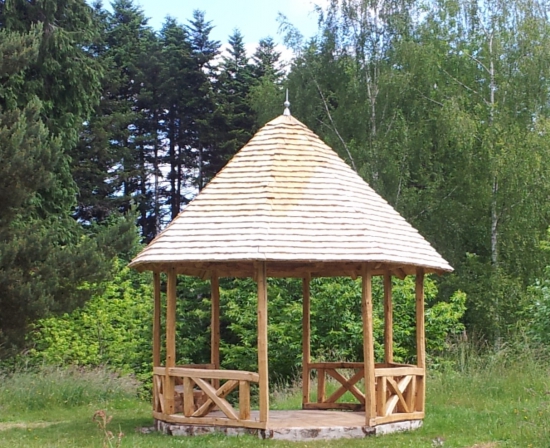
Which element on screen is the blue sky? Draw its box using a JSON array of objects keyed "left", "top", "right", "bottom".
[{"left": 133, "top": 0, "right": 325, "bottom": 47}]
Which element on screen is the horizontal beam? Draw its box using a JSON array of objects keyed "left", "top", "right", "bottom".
[
  {"left": 135, "top": 261, "right": 445, "bottom": 278},
  {"left": 153, "top": 411, "right": 266, "bottom": 429},
  {"left": 375, "top": 367, "right": 424, "bottom": 377},
  {"left": 308, "top": 362, "right": 364, "bottom": 370},
  {"left": 168, "top": 367, "right": 259, "bottom": 383},
  {"left": 303, "top": 402, "right": 364, "bottom": 411},
  {"left": 374, "top": 411, "right": 425, "bottom": 425}
]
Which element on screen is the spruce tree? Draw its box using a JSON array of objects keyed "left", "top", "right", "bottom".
[
  {"left": 216, "top": 30, "right": 256, "bottom": 174},
  {"left": 0, "top": 0, "right": 136, "bottom": 352}
]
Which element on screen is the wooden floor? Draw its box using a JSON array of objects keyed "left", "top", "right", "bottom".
[
  {"left": 207, "top": 409, "right": 366, "bottom": 429},
  {"left": 155, "top": 410, "right": 422, "bottom": 441}
]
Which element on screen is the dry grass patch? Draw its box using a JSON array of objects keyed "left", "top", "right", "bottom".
[{"left": 0, "top": 421, "right": 63, "bottom": 431}]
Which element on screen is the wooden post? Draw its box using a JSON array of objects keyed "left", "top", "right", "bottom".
[
  {"left": 153, "top": 272, "right": 161, "bottom": 368},
  {"left": 384, "top": 272, "right": 393, "bottom": 364},
  {"left": 362, "top": 264, "right": 376, "bottom": 426},
  {"left": 302, "top": 273, "right": 311, "bottom": 407},
  {"left": 257, "top": 261, "right": 269, "bottom": 424},
  {"left": 239, "top": 380, "right": 251, "bottom": 420},
  {"left": 165, "top": 268, "right": 177, "bottom": 415},
  {"left": 211, "top": 272, "right": 220, "bottom": 388},
  {"left": 183, "top": 377, "right": 194, "bottom": 417},
  {"left": 416, "top": 268, "right": 426, "bottom": 412}
]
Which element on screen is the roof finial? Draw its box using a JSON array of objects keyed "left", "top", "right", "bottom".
[{"left": 283, "top": 89, "right": 291, "bottom": 116}]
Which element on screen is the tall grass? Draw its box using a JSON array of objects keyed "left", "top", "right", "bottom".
[{"left": 0, "top": 366, "right": 138, "bottom": 414}]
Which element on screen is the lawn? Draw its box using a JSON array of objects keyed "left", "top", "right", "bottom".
[{"left": 0, "top": 357, "right": 548, "bottom": 447}]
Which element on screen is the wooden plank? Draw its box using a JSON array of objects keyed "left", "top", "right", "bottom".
[
  {"left": 165, "top": 268, "right": 177, "bottom": 415},
  {"left": 193, "top": 380, "right": 238, "bottom": 417},
  {"left": 211, "top": 273, "right": 220, "bottom": 389},
  {"left": 168, "top": 367, "right": 259, "bottom": 382},
  {"left": 183, "top": 377, "right": 194, "bottom": 417},
  {"left": 153, "top": 366, "right": 166, "bottom": 376},
  {"left": 309, "top": 362, "right": 365, "bottom": 369},
  {"left": 374, "top": 411, "right": 424, "bottom": 425},
  {"left": 257, "top": 261, "right": 269, "bottom": 423},
  {"left": 386, "top": 376, "right": 412, "bottom": 414},
  {"left": 416, "top": 268, "right": 425, "bottom": 369},
  {"left": 153, "top": 411, "right": 267, "bottom": 429},
  {"left": 192, "top": 377, "right": 238, "bottom": 420},
  {"left": 153, "top": 272, "right": 161, "bottom": 368},
  {"left": 302, "top": 274, "right": 311, "bottom": 406},
  {"left": 376, "top": 376, "right": 387, "bottom": 416},
  {"left": 239, "top": 380, "right": 251, "bottom": 420},
  {"left": 362, "top": 264, "right": 376, "bottom": 426},
  {"left": 416, "top": 376, "right": 425, "bottom": 413},
  {"left": 317, "top": 369, "right": 326, "bottom": 403},
  {"left": 303, "top": 402, "right": 364, "bottom": 411},
  {"left": 375, "top": 367, "right": 424, "bottom": 377},
  {"left": 383, "top": 272, "right": 393, "bottom": 364},
  {"left": 178, "top": 364, "right": 216, "bottom": 369},
  {"left": 416, "top": 268, "right": 426, "bottom": 413},
  {"left": 325, "top": 369, "right": 365, "bottom": 404},
  {"left": 405, "top": 373, "right": 416, "bottom": 414}
]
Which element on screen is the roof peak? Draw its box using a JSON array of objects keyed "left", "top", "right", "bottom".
[{"left": 283, "top": 89, "right": 291, "bottom": 116}]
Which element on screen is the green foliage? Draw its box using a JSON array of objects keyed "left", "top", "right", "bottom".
[
  {"left": 0, "top": 0, "right": 138, "bottom": 353},
  {"left": 524, "top": 266, "right": 550, "bottom": 347},
  {"left": 28, "top": 260, "right": 153, "bottom": 382},
  {"left": 214, "top": 276, "right": 464, "bottom": 380},
  {"left": 284, "top": 0, "right": 550, "bottom": 344}
]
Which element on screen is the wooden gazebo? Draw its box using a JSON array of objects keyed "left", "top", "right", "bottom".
[{"left": 129, "top": 110, "right": 452, "bottom": 440}]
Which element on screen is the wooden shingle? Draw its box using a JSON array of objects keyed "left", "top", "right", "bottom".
[{"left": 129, "top": 114, "right": 452, "bottom": 277}]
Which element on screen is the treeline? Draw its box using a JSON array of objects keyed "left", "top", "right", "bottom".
[
  {"left": 1, "top": 0, "right": 550, "bottom": 357},
  {"left": 0, "top": 0, "right": 283, "bottom": 352},
  {"left": 75, "top": 1, "right": 285, "bottom": 241}
]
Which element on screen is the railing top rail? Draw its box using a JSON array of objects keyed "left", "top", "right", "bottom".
[
  {"left": 308, "top": 362, "right": 364, "bottom": 369},
  {"left": 375, "top": 366, "right": 424, "bottom": 377},
  {"left": 167, "top": 367, "right": 260, "bottom": 383}
]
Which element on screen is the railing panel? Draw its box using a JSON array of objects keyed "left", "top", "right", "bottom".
[
  {"left": 305, "top": 362, "right": 425, "bottom": 424},
  {"left": 307, "top": 362, "right": 365, "bottom": 410},
  {"left": 374, "top": 365, "right": 425, "bottom": 425},
  {"left": 152, "top": 364, "right": 260, "bottom": 427}
]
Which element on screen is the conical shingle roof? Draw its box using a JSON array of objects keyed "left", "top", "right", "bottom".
[{"left": 130, "top": 114, "right": 452, "bottom": 278}]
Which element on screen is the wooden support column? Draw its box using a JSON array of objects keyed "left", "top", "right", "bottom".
[
  {"left": 361, "top": 264, "right": 376, "bottom": 426},
  {"left": 211, "top": 272, "right": 220, "bottom": 388},
  {"left": 257, "top": 262, "right": 269, "bottom": 424},
  {"left": 153, "top": 272, "right": 161, "bottom": 368},
  {"left": 384, "top": 272, "right": 393, "bottom": 364},
  {"left": 416, "top": 268, "right": 426, "bottom": 412},
  {"left": 302, "top": 273, "right": 311, "bottom": 406},
  {"left": 165, "top": 268, "right": 177, "bottom": 415}
]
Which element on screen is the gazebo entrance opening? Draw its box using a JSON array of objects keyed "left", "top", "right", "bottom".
[{"left": 151, "top": 261, "right": 426, "bottom": 434}]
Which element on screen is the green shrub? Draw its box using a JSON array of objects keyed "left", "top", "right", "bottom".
[{"left": 27, "top": 259, "right": 153, "bottom": 384}]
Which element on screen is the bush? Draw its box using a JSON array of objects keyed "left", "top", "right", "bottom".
[{"left": 27, "top": 259, "right": 153, "bottom": 384}]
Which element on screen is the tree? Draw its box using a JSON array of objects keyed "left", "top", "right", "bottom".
[
  {"left": 249, "top": 37, "right": 286, "bottom": 126},
  {"left": 217, "top": 29, "right": 256, "bottom": 164},
  {"left": 0, "top": 0, "right": 136, "bottom": 353}
]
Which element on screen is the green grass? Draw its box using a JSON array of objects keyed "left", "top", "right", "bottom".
[{"left": 0, "top": 358, "right": 549, "bottom": 448}]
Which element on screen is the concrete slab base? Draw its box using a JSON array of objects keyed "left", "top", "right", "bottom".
[{"left": 154, "top": 411, "right": 423, "bottom": 441}]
